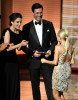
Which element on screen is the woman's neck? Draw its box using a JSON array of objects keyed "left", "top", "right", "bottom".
[
  {"left": 61, "top": 40, "right": 66, "bottom": 45},
  {"left": 10, "top": 26, "right": 19, "bottom": 34}
]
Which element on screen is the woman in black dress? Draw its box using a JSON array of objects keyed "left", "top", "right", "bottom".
[{"left": 1, "top": 13, "right": 27, "bottom": 100}]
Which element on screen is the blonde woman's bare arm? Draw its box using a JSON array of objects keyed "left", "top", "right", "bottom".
[
  {"left": 41, "top": 45, "right": 59, "bottom": 65},
  {"left": 71, "top": 48, "right": 75, "bottom": 64}
]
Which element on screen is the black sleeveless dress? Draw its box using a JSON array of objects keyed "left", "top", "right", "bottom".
[
  {"left": 1, "top": 28, "right": 22, "bottom": 100},
  {"left": 0, "top": 40, "right": 6, "bottom": 100}
]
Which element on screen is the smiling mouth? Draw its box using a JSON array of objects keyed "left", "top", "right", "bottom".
[
  {"left": 17, "top": 26, "right": 20, "bottom": 28},
  {"left": 37, "top": 17, "right": 42, "bottom": 19},
  {"left": 38, "top": 16, "right": 42, "bottom": 18}
]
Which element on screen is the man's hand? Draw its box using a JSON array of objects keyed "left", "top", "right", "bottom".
[
  {"left": 33, "top": 50, "right": 41, "bottom": 57},
  {"left": 45, "top": 50, "right": 51, "bottom": 58}
]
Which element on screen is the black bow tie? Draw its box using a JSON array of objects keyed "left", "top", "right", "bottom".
[{"left": 35, "top": 21, "right": 41, "bottom": 25}]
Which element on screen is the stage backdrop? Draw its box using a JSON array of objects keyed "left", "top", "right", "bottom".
[
  {"left": 62, "top": 0, "right": 78, "bottom": 69},
  {"left": 1, "top": 0, "right": 61, "bottom": 33},
  {"left": 1, "top": 0, "right": 61, "bottom": 52},
  {"left": 0, "top": 0, "right": 1, "bottom": 37}
]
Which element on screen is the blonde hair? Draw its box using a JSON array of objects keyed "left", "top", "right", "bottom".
[{"left": 58, "top": 29, "right": 70, "bottom": 51}]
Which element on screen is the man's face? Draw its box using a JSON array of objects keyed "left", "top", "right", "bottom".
[{"left": 33, "top": 8, "right": 43, "bottom": 21}]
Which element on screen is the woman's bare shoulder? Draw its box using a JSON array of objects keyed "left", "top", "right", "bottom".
[
  {"left": 4, "top": 30, "right": 10, "bottom": 36},
  {"left": 55, "top": 44, "right": 62, "bottom": 51},
  {"left": 5, "top": 30, "right": 10, "bottom": 33},
  {"left": 55, "top": 44, "right": 62, "bottom": 48}
]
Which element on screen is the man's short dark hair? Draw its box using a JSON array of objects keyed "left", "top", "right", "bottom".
[{"left": 32, "top": 3, "right": 43, "bottom": 12}]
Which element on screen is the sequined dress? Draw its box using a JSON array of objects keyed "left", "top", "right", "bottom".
[{"left": 52, "top": 46, "right": 72, "bottom": 92}]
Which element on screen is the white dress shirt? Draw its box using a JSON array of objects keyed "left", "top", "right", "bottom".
[{"left": 33, "top": 19, "right": 43, "bottom": 46}]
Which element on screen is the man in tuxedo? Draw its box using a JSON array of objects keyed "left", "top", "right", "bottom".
[{"left": 22, "top": 3, "right": 57, "bottom": 100}]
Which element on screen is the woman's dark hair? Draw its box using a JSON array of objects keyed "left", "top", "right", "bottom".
[
  {"left": 9, "top": 13, "right": 22, "bottom": 26},
  {"left": 32, "top": 3, "right": 43, "bottom": 13}
]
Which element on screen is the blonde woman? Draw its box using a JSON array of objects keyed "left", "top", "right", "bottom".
[{"left": 41, "top": 29, "right": 74, "bottom": 100}]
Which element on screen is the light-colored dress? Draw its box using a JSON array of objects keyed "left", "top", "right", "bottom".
[{"left": 52, "top": 46, "right": 72, "bottom": 92}]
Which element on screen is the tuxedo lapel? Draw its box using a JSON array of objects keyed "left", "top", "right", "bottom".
[
  {"left": 30, "top": 21, "right": 41, "bottom": 45},
  {"left": 42, "top": 20, "right": 47, "bottom": 45}
]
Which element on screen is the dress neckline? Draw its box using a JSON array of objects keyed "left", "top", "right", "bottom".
[{"left": 9, "top": 28, "right": 20, "bottom": 35}]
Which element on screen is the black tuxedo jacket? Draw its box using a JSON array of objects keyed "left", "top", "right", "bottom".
[{"left": 22, "top": 19, "right": 57, "bottom": 69}]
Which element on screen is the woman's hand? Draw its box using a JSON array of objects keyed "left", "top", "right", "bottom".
[
  {"left": 8, "top": 43, "right": 14, "bottom": 48},
  {"left": 6, "top": 43, "right": 14, "bottom": 51},
  {"left": 6, "top": 40, "right": 28, "bottom": 51},
  {"left": 21, "top": 40, "right": 28, "bottom": 46},
  {"left": 41, "top": 58, "right": 47, "bottom": 63},
  {"left": 45, "top": 50, "right": 51, "bottom": 58}
]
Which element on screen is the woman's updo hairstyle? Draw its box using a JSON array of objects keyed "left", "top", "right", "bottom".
[
  {"left": 58, "top": 29, "right": 70, "bottom": 51},
  {"left": 9, "top": 13, "right": 22, "bottom": 26}
]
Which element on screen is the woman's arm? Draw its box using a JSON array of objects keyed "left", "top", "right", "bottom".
[
  {"left": 4, "top": 30, "right": 28, "bottom": 51},
  {"left": 0, "top": 43, "right": 8, "bottom": 51},
  {"left": 7, "top": 40, "right": 28, "bottom": 51},
  {"left": 70, "top": 48, "right": 75, "bottom": 64},
  {"left": 4, "top": 30, "right": 10, "bottom": 44},
  {"left": 41, "top": 45, "right": 59, "bottom": 65}
]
